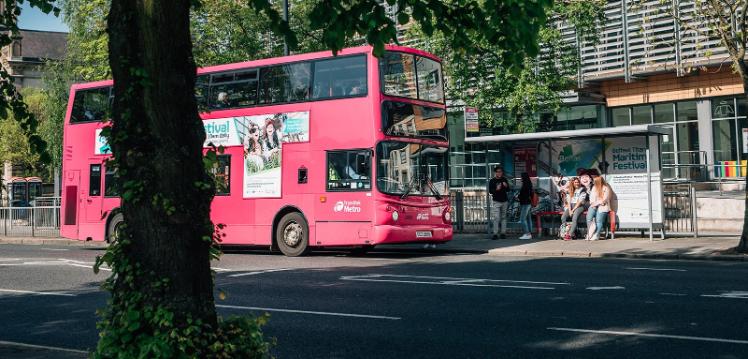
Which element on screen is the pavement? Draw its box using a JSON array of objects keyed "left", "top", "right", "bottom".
[
  {"left": 1, "top": 243, "right": 748, "bottom": 358},
  {"left": 2, "top": 233, "right": 746, "bottom": 261}
]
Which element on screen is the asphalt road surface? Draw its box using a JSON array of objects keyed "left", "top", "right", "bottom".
[{"left": 1, "top": 244, "right": 747, "bottom": 358}]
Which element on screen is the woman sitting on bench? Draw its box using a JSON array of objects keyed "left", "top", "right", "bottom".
[{"left": 560, "top": 177, "right": 587, "bottom": 239}]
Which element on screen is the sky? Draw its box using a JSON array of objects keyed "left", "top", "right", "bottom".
[{"left": 18, "top": 2, "right": 69, "bottom": 32}]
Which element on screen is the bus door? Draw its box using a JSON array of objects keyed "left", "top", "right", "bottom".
[
  {"left": 84, "top": 162, "right": 104, "bottom": 222},
  {"left": 316, "top": 149, "right": 373, "bottom": 246}
]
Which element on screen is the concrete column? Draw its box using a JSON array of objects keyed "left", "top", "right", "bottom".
[{"left": 696, "top": 99, "right": 714, "bottom": 179}]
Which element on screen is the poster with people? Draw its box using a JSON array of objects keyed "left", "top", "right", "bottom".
[
  {"left": 202, "top": 111, "right": 310, "bottom": 198},
  {"left": 236, "top": 111, "right": 309, "bottom": 198}
]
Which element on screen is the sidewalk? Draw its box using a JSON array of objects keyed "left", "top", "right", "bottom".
[
  {"left": 2, "top": 234, "right": 746, "bottom": 261},
  {"left": 435, "top": 233, "right": 747, "bottom": 261}
]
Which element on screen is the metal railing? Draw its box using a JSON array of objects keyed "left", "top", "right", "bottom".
[{"left": 0, "top": 205, "right": 61, "bottom": 237}]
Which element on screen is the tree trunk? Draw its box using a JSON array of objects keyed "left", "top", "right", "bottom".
[{"left": 106, "top": 0, "right": 216, "bottom": 340}]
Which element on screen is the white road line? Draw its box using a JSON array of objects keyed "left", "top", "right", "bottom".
[
  {"left": 212, "top": 267, "right": 231, "bottom": 272},
  {"left": 341, "top": 276, "right": 556, "bottom": 290},
  {"left": 344, "top": 274, "right": 570, "bottom": 286},
  {"left": 216, "top": 304, "right": 401, "bottom": 320},
  {"left": 0, "top": 288, "right": 76, "bottom": 297},
  {"left": 701, "top": 291, "right": 748, "bottom": 299},
  {"left": 228, "top": 268, "right": 294, "bottom": 277},
  {"left": 0, "top": 340, "right": 88, "bottom": 354},
  {"left": 586, "top": 286, "right": 626, "bottom": 291},
  {"left": 547, "top": 327, "right": 748, "bottom": 345},
  {"left": 626, "top": 267, "right": 687, "bottom": 272},
  {"left": 0, "top": 258, "right": 21, "bottom": 262}
]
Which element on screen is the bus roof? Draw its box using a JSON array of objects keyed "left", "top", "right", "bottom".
[{"left": 70, "top": 45, "right": 441, "bottom": 91}]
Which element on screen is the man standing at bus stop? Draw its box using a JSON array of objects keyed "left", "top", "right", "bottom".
[{"left": 489, "top": 166, "right": 510, "bottom": 240}]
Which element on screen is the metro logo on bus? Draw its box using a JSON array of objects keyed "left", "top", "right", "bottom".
[{"left": 333, "top": 200, "right": 361, "bottom": 213}]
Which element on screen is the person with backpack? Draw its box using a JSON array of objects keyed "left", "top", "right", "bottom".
[
  {"left": 517, "top": 172, "right": 533, "bottom": 240},
  {"left": 488, "top": 166, "right": 510, "bottom": 239}
]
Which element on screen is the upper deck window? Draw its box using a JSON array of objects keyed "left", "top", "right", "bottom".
[
  {"left": 312, "top": 55, "right": 367, "bottom": 99},
  {"left": 381, "top": 52, "right": 417, "bottom": 99},
  {"left": 380, "top": 52, "right": 444, "bottom": 104},
  {"left": 415, "top": 57, "right": 444, "bottom": 103},
  {"left": 259, "top": 62, "right": 311, "bottom": 104},
  {"left": 71, "top": 87, "right": 111, "bottom": 123}
]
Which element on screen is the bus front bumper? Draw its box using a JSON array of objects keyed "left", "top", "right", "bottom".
[{"left": 372, "top": 224, "right": 453, "bottom": 244}]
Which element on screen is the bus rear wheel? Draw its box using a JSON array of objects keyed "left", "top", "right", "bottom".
[
  {"left": 107, "top": 213, "right": 124, "bottom": 244},
  {"left": 276, "top": 212, "right": 309, "bottom": 257}
]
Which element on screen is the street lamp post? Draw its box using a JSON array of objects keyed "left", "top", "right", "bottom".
[{"left": 283, "top": 0, "right": 289, "bottom": 56}]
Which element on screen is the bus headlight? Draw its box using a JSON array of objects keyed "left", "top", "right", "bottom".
[{"left": 392, "top": 211, "right": 399, "bottom": 222}]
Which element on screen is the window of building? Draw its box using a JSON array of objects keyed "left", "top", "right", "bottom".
[
  {"left": 312, "top": 55, "right": 367, "bottom": 99},
  {"left": 71, "top": 87, "right": 111, "bottom": 123},
  {"left": 712, "top": 97, "right": 736, "bottom": 119},
  {"left": 259, "top": 63, "right": 311, "bottom": 104},
  {"left": 676, "top": 122, "right": 700, "bottom": 164},
  {"left": 104, "top": 166, "right": 119, "bottom": 197},
  {"left": 90, "top": 164, "right": 102, "bottom": 196},
  {"left": 711, "top": 97, "right": 748, "bottom": 177},
  {"left": 632, "top": 105, "right": 652, "bottom": 125},
  {"left": 654, "top": 103, "right": 674, "bottom": 123},
  {"left": 611, "top": 107, "right": 630, "bottom": 126},
  {"left": 712, "top": 119, "right": 737, "bottom": 164},
  {"left": 676, "top": 101, "right": 698, "bottom": 122},
  {"left": 327, "top": 150, "right": 371, "bottom": 191},
  {"left": 210, "top": 155, "right": 231, "bottom": 195}
]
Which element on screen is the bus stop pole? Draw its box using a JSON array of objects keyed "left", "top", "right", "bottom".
[{"left": 646, "top": 136, "right": 654, "bottom": 241}]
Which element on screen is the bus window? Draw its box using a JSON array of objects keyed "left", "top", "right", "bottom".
[
  {"left": 415, "top": 56, "right": 444, "bottom": 103},
  {"left": 71, "top": 87, "right": 111, "bottom": 123},
  {"left": 90, "top": 164, "right": 102, "bottom": 196},
  {"left": 104, "top": 166, "right": 119, "bottom": 197},
  {"left": 210, "top": 155, "right": 231, "bottom": 195},
  {"left": 327, "top": 150, "right": 371, "bottom": 191},
  {"left": 312, "top": 55, "right": 367, "bottom": 99},
  {"left": 380, "top": 52, "right": 417, "bottom": 99},
  {"left": 259, "top": 63, "right": 311, "bottom": 104}
]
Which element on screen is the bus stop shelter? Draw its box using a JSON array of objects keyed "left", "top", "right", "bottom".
[{"left": 464, "top": 124, "right": 672, "bottom": 240}]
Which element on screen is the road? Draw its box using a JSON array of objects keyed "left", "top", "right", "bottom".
[{"left": 1, "top": 243, "right": 747, "bottom": 358}]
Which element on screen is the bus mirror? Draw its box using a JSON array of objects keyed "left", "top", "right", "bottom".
[{"left": 298, "top": 167, "right": 308, "bottom": 184}]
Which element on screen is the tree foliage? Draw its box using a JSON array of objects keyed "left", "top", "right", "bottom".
[{"left": 410, "top": 0, "right": 605, "bottom": 132}]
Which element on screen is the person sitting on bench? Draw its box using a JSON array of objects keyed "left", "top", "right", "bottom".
[{"left": 560, "top": 177, "right": 587, "bottom": 239}]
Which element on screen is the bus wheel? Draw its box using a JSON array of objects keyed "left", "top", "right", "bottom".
[
  {"left": 276, "top": 212, "right": 309, "bottom": 257},
  {"left": 107, "top": 213, "right": 124, "bottom": 244}
]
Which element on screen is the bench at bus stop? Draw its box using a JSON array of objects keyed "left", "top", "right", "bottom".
[{"left": 534, "top": 210, "right": 617, "bottom": 239}]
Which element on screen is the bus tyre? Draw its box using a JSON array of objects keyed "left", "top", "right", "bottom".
[
  {"left": 276, "top": 212, "right": 309, "bottom": 257},
  {"left": 107, "top": 213, "right": 124, "bottom": 244}
]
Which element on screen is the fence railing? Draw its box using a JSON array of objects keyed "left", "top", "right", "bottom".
[{"left": 0, "top": 206, "right": 61, "bottom": 237}]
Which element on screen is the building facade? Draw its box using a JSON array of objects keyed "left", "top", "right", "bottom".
[{"left": 449, "top": 0, "right": 747, "bottom": 186}]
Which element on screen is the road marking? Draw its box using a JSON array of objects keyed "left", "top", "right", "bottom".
[
  {"left": 659, "top": 292, "right": 687, "bottom": 296},
  {"left": 216, "top": 304, "right": 401, "bottom": 320},
  {"left": 340, "top": 274, "right": 565, "bottom": 290},
  {"left": 701, "top": 291, "right": 748, "bottom": 299},
  {"left": 586, "top": 286, "right": 625, "bottom": 291},
  {"left": 0, "top": 288, "right": 76, "bottom": 297},
  {"left": 626, "top": 267, "right": 687, "bottom": 272},
  {"left": 229, "top": 268, "right": 294, "bottom": 277},
  {"left": 547, "top": 327, "right": 748, "bottom": 345},
  {"left": 212, "top": 267, "right": 231, "bottom": 272},
  {"left": 0, "top": 340, "right": 88, "bottom": 354}
]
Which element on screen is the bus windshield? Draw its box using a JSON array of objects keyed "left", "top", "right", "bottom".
[
  {"left": 380, "top": 52, "right": 444, "bottom": 103},
  {"left": 376, "top": 141, "right": 448, "bottom": 197}
]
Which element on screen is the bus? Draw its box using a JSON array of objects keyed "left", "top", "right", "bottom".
[{"left": 60, "top": 45, "right": 452, "bottom": 256}]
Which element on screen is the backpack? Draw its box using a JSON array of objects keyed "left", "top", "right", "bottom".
[{"left": 559, "top": 222, "right": 573, "bottom": 241}]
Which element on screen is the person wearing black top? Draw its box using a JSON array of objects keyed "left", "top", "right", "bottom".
[
  {"left": 517, "top": 172, "right": 534, "bottom": 240},
  {"left": 488, "top": 166, "right": 510, "bottom": 239}
]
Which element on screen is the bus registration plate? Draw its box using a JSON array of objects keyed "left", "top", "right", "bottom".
[{"left": 416, "top": 231, "right": 432, "bottom": 238}]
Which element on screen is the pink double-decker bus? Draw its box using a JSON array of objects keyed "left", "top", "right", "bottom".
[{"left": 60, "top": 45, "right": 452, "bottom": 256}]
